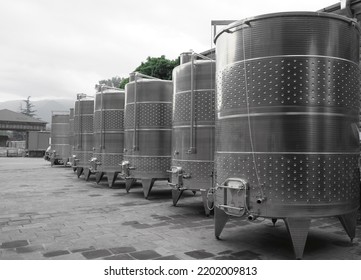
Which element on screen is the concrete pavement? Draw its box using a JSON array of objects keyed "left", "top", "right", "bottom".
[{"left": 1, "top": 157, "right": 361, "bottom": 260}]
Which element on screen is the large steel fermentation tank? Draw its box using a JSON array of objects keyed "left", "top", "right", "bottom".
[
  {"left": 73, "top": 97, "right": 94, "bottom": 179},
  {"left": 214, "top": 12, "right": 360, "bottom": 259},
  {"left": 91, "top": 86, "right": 125, "bottom": 187},
  {"left": 122, "top": 72, "right": 173, "bottom": 198},
  {"left": 170, "top": 52, "right": 216, "bottom": 215},
  {"left": 69, "top": 108, "right": 75, "bottom": 169},
  {"left": 50, "top": 112, "right": 71, "bottom": 166}
]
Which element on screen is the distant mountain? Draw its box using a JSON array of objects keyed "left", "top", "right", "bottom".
[{"left": 0, "top": 99, "right": 75, "bottom": 127}]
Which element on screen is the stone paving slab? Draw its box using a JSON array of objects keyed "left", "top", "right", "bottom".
[{"left": 0, "top": 158, "right": 361, "bottom": 260}]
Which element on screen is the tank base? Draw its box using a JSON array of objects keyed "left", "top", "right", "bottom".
[
  {"left": 106, "top": 172, "right": 118, "bottom": 188},
  {"left": 338, "top": 210, "right": 358, "bottom": 242},
  {"left": 201, "top": 190, "right": 212, "bottom": 216},
  {"left": 284, "top": 218, "right": 311, "bottom": 259},
  {"left": 95, "top": 172, "right": 104, "bottom": 184},
  {"left": 172, "top": 189, "right": 184, "bottom": 206},
  {"left": 142, "top": 178, "right": 156, "bottom": 199},
  {"left": 76, "top": 167, "right": 84, "bottom": 178},
  {"left": 84, "top": 168, "right": 92, "bottom": 181},
  {"left": 214, "top": 206, "right": 230, "bottom": 239},
  {"left": 125, "top": 178, "right": 136, "bottom": 193}
]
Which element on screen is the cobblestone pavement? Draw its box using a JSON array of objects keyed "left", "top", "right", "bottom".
[{"left": 1, "top": 158, "right": 361, "bottom": 260}]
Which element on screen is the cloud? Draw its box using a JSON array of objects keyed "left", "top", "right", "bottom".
[{"left": 0, "top": 0, "right": 338, "bottom": 102}]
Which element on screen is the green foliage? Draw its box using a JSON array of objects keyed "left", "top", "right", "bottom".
[
  {"left": 119, "top": 78, "right": 129, "bottom": 89},
  {"left": 98, "top": 76, "right": 122, "bottom": 88},
  {"left": 135, "top": 55, "right": 180, "bottom": 80},
  {"left": 20, "top": 96, "right": 37, "bottom": 118},
  {"left": 99, "top": 55, "right": 179, "bottom": 90}
]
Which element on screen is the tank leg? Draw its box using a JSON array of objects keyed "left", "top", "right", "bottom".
[
  {"left": 201, "top": 190, "right": 212, "bottom": 216},
  {"left": 125, "top": 178, "right": 135, "bottom": 193},
  {"left": 284, "top": 218, "right": 310, "bottom": 259},
  {"left": 172, "top": 189, "right": 184, "bottom": 206},
  {"left": 338, "top": 210, "right": 357, "bottom": 242},
  {"left": 272, "top": 218, "right": 278, "bottom": 226},
  {"left": 73, "top": 167, "right": 77, "bottom": 172},
  {"left": 106, "top": 172, "right": 117, "bottom": 188},
  {"left": 214, "top": 206, "right": 229, "bottom": 239},
  {"left": 95, "top": 172, "right": 104, "bottom": 184},
  {"left": 77, "top": 167, "right": 84, "bottom": 178},
  {"left": 50, "top": 159, "right": 55, "bottom": 167},
  {"left": 142, "top": 178, "right": 155, "bottom": 199},
  {"left": 84, "top": 168, "right": 91, "bottom": 181}
]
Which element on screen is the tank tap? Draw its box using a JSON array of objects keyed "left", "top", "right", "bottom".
[
  {"left": 247, "top": 214, "right": 258, "bottom": 221},
  {"left": 256, "top": 196, "right": 266, "bottom": 204}
]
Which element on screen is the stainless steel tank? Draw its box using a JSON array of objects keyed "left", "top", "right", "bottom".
[
  {"left": 214, "top": 12, "right": 360, "bottom": 259},
  {"left": 122, "top": 72, "right": 173, "bottom": 198},
  {"left": 50, "top": 112, "right": 71, "bottom": 166},
  {"left": 169, "top": 52, "right": 215, "bottom": 215},
  {"left": 91, "top": 86, "right": 125, "bottom": 187},
  {"left": 69, "top": 108, "right": 75, "bottom": 169},
  {"left": 73, "top": 97, "right": 94, "bottom": 179}
]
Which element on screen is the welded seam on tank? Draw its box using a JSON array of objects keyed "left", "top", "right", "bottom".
[
  {"left": 124, "top": 155, "right": 171, "bottom": 158},
  {"left": 172, "top": 125, "right": 215, "bottom": 128},
  {"left": 173, "top": 159, "right": 213, "bottom": 163},
  {"left": 93, "top": 152, "right": 124, "bottom": 155},
  {"left": 126, "top": 101, "right": 172, "bottom": 105},
  {"left": 217, "top": 54, "right": 359, "bottom": 72},
  {"left": 174, "top": 89, "right": 215, "bottom": 95},
  {"left": 52, "top": 144, "right": 70, "bottom": 146},
  {"left": 76, "top": 132, "right": 93, "bottom": 135},
  {"left": 93, "top": 131, "right": 124, "bottom": 133},
  {"left": 76, "top": 113, "right": 94, "bottom": 116},
  {"left": 218, "top": 112, "right": 351, "bottom": 119},
  {"left": 94, "top": 109, "right": 124, "bottom": 112},
  {"left": 124, "top": 128, "right": 172, "bottom": 131},
  {"left": 216, "top": 151, "right": 360, "bottom": 155}
]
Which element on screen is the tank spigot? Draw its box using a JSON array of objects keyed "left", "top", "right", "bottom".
[
  {"left": 256, "top": 196, "right": 266, "bottom": 204},
  {"left": 247, "top": 214, "right": 258, "bottom": 221}
]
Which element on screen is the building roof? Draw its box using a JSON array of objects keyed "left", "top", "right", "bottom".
[{"left": 0, "top": 109, "right": 47, "bottom": 124}]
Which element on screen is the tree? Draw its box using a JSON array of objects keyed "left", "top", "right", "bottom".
[
  {"left": 98, "top": 76, "right": 122, "bottom": 88},
  {"left": 99, "top": 55, "right": 179, "bottom": 89},
  {"left": 135, "top": 55, "right": 179, "bottom": 80},
  {"left": 20, "top": 96, "right": 37, "bottom": 118}
]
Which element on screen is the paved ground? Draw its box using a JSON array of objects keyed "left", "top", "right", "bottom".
[{"left": 1, "top": 157, "right": 361, "bottom": 260}]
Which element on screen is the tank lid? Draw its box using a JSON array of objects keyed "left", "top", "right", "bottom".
[
  {"left": 214, "top": 11, "right": 360, "bottom": 43},
  {"left": 180, "top": 52, "right": 193, "bottom": 64}
]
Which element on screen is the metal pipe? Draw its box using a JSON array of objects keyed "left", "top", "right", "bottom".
[
  {"left": 133, "top": 76, "right": 138, "bottom": 151},
  {"left": 188, "top": 53, "right": 196, "bottom": 154},
  {"left": 187, "top": 51, "right": 214, "bottom": 154},
  {"left": 100, "top": 85, "right": 104, "bottom": 150},
  {"left": 132, "top": 72, "right": 160, "bottom": 151}
]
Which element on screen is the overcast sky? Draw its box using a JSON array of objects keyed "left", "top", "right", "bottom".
[{"left": 0, "top": 0, "right": 339, "bottom": 102}]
